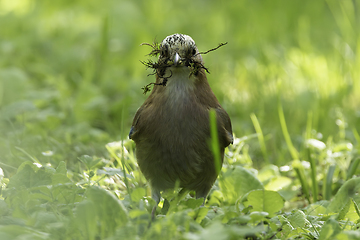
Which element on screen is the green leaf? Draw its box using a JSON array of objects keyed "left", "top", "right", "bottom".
[
  {"left": 86, "top": 186, "right": 128, "bottom": 237},
  {"left": 0, "top": 225, "right": 49, "bottom": 240},
  {"left": 335, "top": 230, "right": 360, "bottom": 240},
  {"left": 0, "top": 100, "right": 36, "bottom": 119},
  {"left": 326, "top": 177, "right": 360, "bottom": 214},
  {"left": 51, "top": 183, "right": 84, "bottom": 204},
  {"left": 183, "top": 198, "right": 204, "bottom": 209},
  {"left": 78, "top": 155, "right": 102, "bottom": 170},
  {"left": 0, "top": 68, "right": 30, "bottom": 106},
  {"left": 56, "top": 161, "right": 68, "bottom": 175},
  {"left": 75, "top": 200, "right": 97, "bottom": 240},
  {"left": 0, "top": 199, "right": 9, "bottom": 216},
  {"left": 129, "top": 209, "right": 148, "bottom": 219},
  {"left": 229, "top": 225, "right": 265, "bottom": 238},
  {"left": 32, "top": 211, "right": 58, "bottom": 232},
  {"left": 188, "top": 207, "right": 209, "bottom": 223},
  {"left": 249, "top": 211, "right": 269, "bottom": 222},
  {"left": 319, "top": 219, "right": 341, "bottom": 240},
  {"left": 337, "top": 199, "right": 351, "bottom": 220},
  {"left": 352, "top": 198, "right": 360, "bottom": 218},
  {"left": 7, "top": 162, "right": 52, "bottom": 189},
  {"left": 287, "top": 209, "right": 307, "bottom": 228},
  {"left": 306, "top": 201, "right": 329, "bottom": 216},
  {"left": 245, "top": 190, "right": 284, "bottom": 216},
  {"left": 257, "top": 164, "right": 280, "bottom": 183},
  {"left": 51, "top": 173, "right": 72, "bottom": 185},
  {"left": 97, "top": 167, "right": 132, "bottom": 178},
  {"left": 161, "top": 198, "right": 171, "bottom": 215},
  {"left": 130, "top": 187, "right": 145, "bottom": 203},
  {"left": 191, "top": 221, "right": 229, "bottom": 240},
  {"left": 220, "top": 166, "right": 263, "bottom": 204},
  {"left": 264, "top": 176, "right": 292, "bottom": 191}
]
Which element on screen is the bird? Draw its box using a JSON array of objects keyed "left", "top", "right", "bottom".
[{"left": 129, "top": 33, "right": 233, "bottom": 218}]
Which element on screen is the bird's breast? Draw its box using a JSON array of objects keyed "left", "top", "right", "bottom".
[
  {"left": 163, "top": 66, "right": 196, "bottom": 106},
  {"left": 136, "top": 68, "right": 213, "bottom": 189}
]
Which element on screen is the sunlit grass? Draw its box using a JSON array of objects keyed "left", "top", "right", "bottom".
[
  {"left": 1, "top": 0, "right": 360, "bottom": 239},
  {"left": 0, "top": 0, "right": 33, "bottom": 15}
]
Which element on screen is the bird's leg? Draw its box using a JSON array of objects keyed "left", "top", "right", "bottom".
[
  {"left": 151, "top": 189, "right": 161, "bottom": 221},
  {"left": 196, "top": 186, "right": 211, "bottom": 207},
  {"left": 197, "top": 197, "right": 206, "bottom": 207}
]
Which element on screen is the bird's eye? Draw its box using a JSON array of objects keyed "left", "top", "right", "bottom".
[
  {"left": 161, "top": 47, "right": 168, "bottom": 57},
  {"left": 192, "top": 48, "right": 196, "bottom": 55}
]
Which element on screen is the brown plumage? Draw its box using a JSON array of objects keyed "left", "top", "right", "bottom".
[{"left": 129, "top": 34, "right": 232, "bottom": 217}]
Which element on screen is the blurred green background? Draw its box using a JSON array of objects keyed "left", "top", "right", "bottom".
[{"left": 1, "top": 0, "right": 359, "bottom": 175}]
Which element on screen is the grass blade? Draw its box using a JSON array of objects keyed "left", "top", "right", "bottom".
[
  {"left": 250, "top": 113, "right": 269, "bottom": 164},
  {"left": 278, "top": 99, "right": 299, "bottom": 160},
  {"left": 293, "top": 160, "right": 311, "bottom": 203},
  {"left": 324, "top": 165, "right": 336, "bottom": 200},
  {"left": 347, "top": 157, "right": 360, "bottom": 180},
  {"left": 209, "top": 109, "right": 221, "bottom": 175},
  {"left": 307, "top": 148, "right": 318, "bottom": 202}
]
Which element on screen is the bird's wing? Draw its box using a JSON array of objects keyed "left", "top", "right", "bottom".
[
  {"left": 129, "top": 105, "right": 146, "bottom": 140},
  {"left": 215, "top": 107, "right": 233, "bottom": 146},
  {"left": 128, "top": 126, "right": 135, "bottom": 139}
]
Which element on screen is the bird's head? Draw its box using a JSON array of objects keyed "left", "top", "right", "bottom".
[
  {"left": 140, "top": 33, "right": 217, "bottom": 94},
  {"left": 159, "top": 33, "right": 204, "bottom": 68}
]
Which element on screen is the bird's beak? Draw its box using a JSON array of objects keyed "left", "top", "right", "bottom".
[{"left": 174, "top": 52, "right": 181, "bottom": 66}]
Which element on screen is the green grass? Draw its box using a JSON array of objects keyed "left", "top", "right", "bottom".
[{"left": 1, "top": 0, "right": 360, "bottom": 239}]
